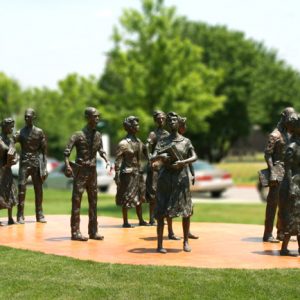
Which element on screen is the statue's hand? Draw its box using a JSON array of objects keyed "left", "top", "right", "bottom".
[
  {"left": 172, "top": 160, "right": 185, "bottom": 168},
  {"left": 191, "top": 176, "right": 195, "bottom": 185},
  {"left": 269, "top": 180, "right": 279, "bottom": 187},
  {"left": 65, "top": 165, "right": 74, "bottom": 178},
  {"left": 106, "top": 161, "right": 113, "bottom": 172}
]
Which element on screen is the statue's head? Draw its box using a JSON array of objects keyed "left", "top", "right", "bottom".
[
  {"left": 280, "top": 107, "right": 298, "bottom": 133},
  {"left": 24, "top": 108, "right": 36, "bottom": 126},
  {"left": 123, "top": 116, "right": 139, "bottom": 134},
  {"left": 153, "top": 110, "right": 166, "bottom": 127},
  {"left": 84, "top": 107, "right": 100, "bottom": 129},
  {"left": 166, "top": 111, "right": 179, "bottom": 132},
  {"left": 178, "top": 116, "right": 187, "bottom": 135},
  {"left": 290, "top": 116, "right": 300, "bottom": 136},
  {"left": 1, "top": 117, "right": 14, "bottom": 134}
]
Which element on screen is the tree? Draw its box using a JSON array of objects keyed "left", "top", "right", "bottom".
[
  {"left": 23, "top": 74, "right": 104, "bottom": 158},
  {"left": 99, "top": 0, "right": 225, "bottom": 144},
  {"left": 182, "top": 21, "right": 300, "bottom": 161},
  {"left": 0, "top": 72, "right": 23, "bottom": 120}
]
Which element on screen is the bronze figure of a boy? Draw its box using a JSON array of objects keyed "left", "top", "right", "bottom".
[
  {"left": 14, "top": 108, "right": 47, "bottom": 224},
  {"left": 64, "top": 107, "right": 110, "bottom": 241}
]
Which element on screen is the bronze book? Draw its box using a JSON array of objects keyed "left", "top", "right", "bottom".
[{"left": 258, "top": 164, "right": 285, "bottom": 187}]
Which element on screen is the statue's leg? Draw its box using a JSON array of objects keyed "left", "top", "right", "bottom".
[
  {"left": 7, "top": 207, "right": 16, "bottom": 225},
  {"left": 122, "top": 207, "right": 132, "bottom": 227},
  {"left": 149, "top": 201, "right": 156, "bottom": 225},
  {"left": 136, "top": 203, "right": 148, "bottom": 226},
  {"left": 32, "top": 168, "right": 46, "bottom": 222},
  {"left": 277, "top": 180, "right": 288, "bottom": 240},
  {"left": 263, "top": 185, "right": 280, "bottom": 242},
  {"left": 280, "top": 233, "right": 291, "bottom": 255},
  {"left": 17, "top": 165, "right": 28, "bottom": 224},
  {"left": 87, "top": 169, "right": 103, "bottom": 240},
  {"left": 71, "top": 177, "right": 87, "bottom": 241},
  {"left": 157, "top": 216, "right": 166, "bottom": 253},
  {"left": 17, "top": 184, "right": 26, "bottom": 224},
  {"left": 182, "top": 217, "right": 191, "bottom": 252},
  {"left": 167, "top": 217, "right": 180, "bottom": 240}
]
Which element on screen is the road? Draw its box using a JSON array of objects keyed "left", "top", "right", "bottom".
[{"left": 108, "top": 184, "right": 264, "bottom": 204}]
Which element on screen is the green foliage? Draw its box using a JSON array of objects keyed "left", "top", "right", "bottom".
[
  {"left": 3, "top": 0, "right": 300, "bottom": 162},
  {"left": 0, "top": 72, "right": 23, "bottom": 120},
  {"left": 99, "top": 0, "right": 225, "bottom": 143},
  {"left": 182, "top": 21, "right": 300, "bottom": 161},
  {"left": 19, "top": 74, "right": 104, "bottom": 158},
  {"left": 248, "top": 54, "right": 300, "bottom": 132}
]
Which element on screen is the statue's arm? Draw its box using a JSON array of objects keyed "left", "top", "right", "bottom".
[
  {"left": 172, "top": 141, "right": 197, "bottom": 168},
  {"left": 63, "top": 134, "right": 76, "bottom": 176},
  {"left": 264, "top": 132, "right": 278, "bottom": 170},
  {"left": 98, "top": 135, "right": 110, "bottom": 169},
  {"left": 145, "top": 131, "right": 156, "bottom": 161},
  {"left": 40, "top": 130, "right": 47, "bottom": 163},
  {"left": 114, "top": 141, "right": 125, "bottom": 185}
]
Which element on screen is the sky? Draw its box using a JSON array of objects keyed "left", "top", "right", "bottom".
[{"left": 0, "top": 0, "right": 300, "bottom": 89}]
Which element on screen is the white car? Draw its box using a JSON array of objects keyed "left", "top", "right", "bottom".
[
  {"left": 45, "top": 159, "right": 114, "bottom": 192},
  {"left": 190, "top": 160, "right": 233, "bottom": 198}
]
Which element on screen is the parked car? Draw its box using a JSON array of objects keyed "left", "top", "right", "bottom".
[
  {"left": 11, "top": 157, "right": 60, "bottom": 179},
  {"left": 190, "top": 160, "right": 233, "bottom": 198},
  {"left": 44, "top": 159, "right": 114, "bottom": 192}
]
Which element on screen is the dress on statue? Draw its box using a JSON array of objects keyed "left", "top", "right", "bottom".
[
  {"left": 0, "top": 134, "right": 17, "bottom": 209},
  {"left": 154, "top": 134, "right": 194, "bottom": 218},
  {"left": 115, "top": 136, "right": 146, "bottom": 208}
]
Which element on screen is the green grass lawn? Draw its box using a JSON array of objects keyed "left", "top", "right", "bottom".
[
  {"left": 0, "top": 188, "right": 265, "bottom": 225},
  {"left": 0, "top": 246, "right": 299, "bottom": 300},
  {"left": 216, "top": 162, "right": 266, "bottom": 185}
]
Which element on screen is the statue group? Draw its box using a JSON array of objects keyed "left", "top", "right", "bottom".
[
  {"left": 0, "top": 109, "right": 47, "bottom": 226},
  {"left": 0, "top": 107, "right": 197, "bottom": 254},
  {"left": 114, "top": 111, "right": 198, "bottom": 253},
  {"left": 261, "top": 107, "right": 300, "bottom": 255},
  {"left": 2, "top": 105, "right": 300, "bottom": 256}
]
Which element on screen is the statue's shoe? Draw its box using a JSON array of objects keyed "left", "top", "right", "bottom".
[{"left": 71, "top": 233, "right": 88, "bottom": 241}]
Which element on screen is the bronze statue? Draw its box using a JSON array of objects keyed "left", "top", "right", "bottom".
[
  {"left": 115, "top": 116, "right": 149, "bottom": 228},
  {"left": 0, "top": 118, "right": 18, "bottom": 225},
  {"left": 14, "top": 108, "right": 47, "bottom": 224},
  {"left": 145, "top": 111, "right": 169, "bottom": 225},
  {"left": 64, "top": 107, "right": 110, "bottom": 241},
  {"left": 151, "top": 112, "right": 197, "bottom": 253},
  {"left": 262, "top": 107, "right": 297, "bottom": 242},
  {"left": 280, "top": 117, "right": 300, "bottom": 255}
]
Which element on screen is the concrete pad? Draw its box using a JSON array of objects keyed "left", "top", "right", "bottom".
[{"left": 0, "top": 215, "right": 299, "bottom": 269}]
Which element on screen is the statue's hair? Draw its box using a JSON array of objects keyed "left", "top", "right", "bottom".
[
  {"left": 153, "top": 110, "right": 166, "bottom": 121},
  {"left": 25, "top": 108, "right": 36, "bottom": 118},
  {"left": 178, "top": 116, "right": 187, "bottom": 127},
  {"left": 1, "top": 117, "right": 14, "bottom": 129},
  {"left": 123, "top": 116, "right": 139, "bottom": 132},
  {"left": 166, "top": 111, "right": 179, "bottom": 122},
  {"left": 278, "top": 107, "right": 298, "bottom": 130},
  {"left": 84, "top": 107, "right": 100, "bottom": 118}
]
